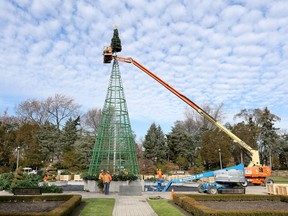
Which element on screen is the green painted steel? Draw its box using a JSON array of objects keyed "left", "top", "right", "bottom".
[{"left": 89, "top": 59, "right": 140, "bottom": 175}]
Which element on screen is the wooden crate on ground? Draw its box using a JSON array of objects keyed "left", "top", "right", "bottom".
[
  {"left": 266, "top": 184, "right": 288, "bottom": 195},
  {"left": 278, "top": 185, "right": 288, "bottom": 195},
  {"left": 59, "top": 175, "right": 72, "bottom": 181},
  {"left": 74, "top": 175, "right": 83, "bottom": 181}
]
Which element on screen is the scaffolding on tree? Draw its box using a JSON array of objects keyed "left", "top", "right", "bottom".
[{"left": 88, "top": 59, "right": 140, "bottom": 175}]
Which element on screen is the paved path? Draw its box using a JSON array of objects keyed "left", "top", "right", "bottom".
[
  {"left": 65, "top": 186, "right": 267, "bottom": 216},
  {"left": 113, "top": 195, "right": 157, "bottom": 216},
  {"left": 63, "top": 191, "right": 171, "bottom": 216},
  {"left": 0, "top": 186, "right": 268, "bottom": 216}
]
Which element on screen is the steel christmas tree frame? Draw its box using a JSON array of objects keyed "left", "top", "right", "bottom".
[{"left": 88, "top": 59, "right": 140, "bottom": 175}]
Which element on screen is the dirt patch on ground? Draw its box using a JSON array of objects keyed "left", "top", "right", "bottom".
[
  {"left": 199, "top": 200, "right": 288, "bottom": 211},
  {"left": 0, "top": 201, "right": 65, "bottom": 212}
]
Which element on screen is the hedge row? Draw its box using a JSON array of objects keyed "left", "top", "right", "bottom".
[
  {"left": 0, "top": 194, "right": 81, "bottom": 216},
  {"left": 173, "top": 194, "right": 288, "bottom": 216}
]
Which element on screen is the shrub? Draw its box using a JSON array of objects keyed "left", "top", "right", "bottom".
[
  {"left": 82, "top": 175, "right": 99, "bottom": 181},
  {"left": 0, "top": 195, "right": 81, "bottom": 216},
  {"left": 0, "top": 173, "right": 14, "bottom": 190},
  {"left": 173, "top": 194, "right": 288, "bottom": 216},
  {"left": 60, "top": 170, "right": 71, "bottom": 175},
  {"left": 46, "top": 164, "right": 57, "bottom": 182},
  {"left": 145, "top": 177, "right": 158, "bottom": 182},
  {"left": 0, "top": 172, "right": 14, "bottom": 190},
  {"left": 10, "top": 174, "right": 39, "bottom": 191},
  {"left": 112, "top": 173, "right": 138, "bottom": 181},
  {"left": 40, "top": 183, "right": 63, "bottom": 193}
]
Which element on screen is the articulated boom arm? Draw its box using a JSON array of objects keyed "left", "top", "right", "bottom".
[
  {"left": 162, "top": 163, "right": 245, "bottom": 192},
  {"left": 115, "top": 56, "right": 260, "bottom": 167}
]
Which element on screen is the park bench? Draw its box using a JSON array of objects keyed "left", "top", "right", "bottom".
[
  {"left": 218, "top": 188, "right": 245, "bottom": 194},
  {"left": 13, "top": 188, "right": 42, "bottom": 195}
]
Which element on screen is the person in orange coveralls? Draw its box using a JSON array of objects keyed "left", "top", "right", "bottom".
[
  {"left": 157, "top": 168, "right": 163, "bottom": 179},
  {"left": 157, "top": 168, "right": 163, "bottom": 191},
  {"left": 103, "top": 171, "right": 112, "bottom": 195},
  {"left": 99, "top": 170, "right": 104, "bottom": 181}
]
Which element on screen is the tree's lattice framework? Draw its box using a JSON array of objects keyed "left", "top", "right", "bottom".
[{"left": 89, "top": 59, "right": 140, "bottom": 175}]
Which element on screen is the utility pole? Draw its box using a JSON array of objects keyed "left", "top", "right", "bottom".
[
  {"left": 16, "top": 146, "right": 20, "bottom": 169},
  {"left": 218, "top": 148, "right": 222, "bottom": 169}
]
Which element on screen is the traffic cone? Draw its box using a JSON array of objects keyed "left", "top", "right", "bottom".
[{"left": 170, "top": 188, "right": 174, "bottom": 200}]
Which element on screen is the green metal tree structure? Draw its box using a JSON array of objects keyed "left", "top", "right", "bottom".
[{"left": 89, "top": 59, "right": 140, "bottom": 175}]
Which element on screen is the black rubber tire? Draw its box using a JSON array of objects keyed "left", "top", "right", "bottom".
[
  {"left": 198, "top": 183, "right": 204, "bottom": 193},
  {"left": 207, "top": 185, "right": 218, "bottom": 194},
  {"left": 241, "top": 180, "right": 248, "bottom": 187},
  {"left": 264, "top": 178, "right": 274, "bottom": 185}
]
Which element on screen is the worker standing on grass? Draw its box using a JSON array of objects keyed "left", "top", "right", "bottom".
[{"left": 103, "top": 171, "right": 112, "bottom": 195}]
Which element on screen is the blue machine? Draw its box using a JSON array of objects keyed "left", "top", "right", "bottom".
[{"left": 162, "top": 163, "right": 246, "bottom": 194}]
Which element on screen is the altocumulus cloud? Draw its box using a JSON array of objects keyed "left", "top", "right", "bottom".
[{"left": 0, "top": 0, "right": 288, "bottom": 138}]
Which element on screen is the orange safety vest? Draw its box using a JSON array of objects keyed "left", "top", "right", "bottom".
[
  {"left": 99, "top": 173, "right": 104, "bottom": 181},
  {"left": 103, "top": 174, "right": 112, "bottom": 183},
  {"left": 157, "top": 170, "right": 163, "bottom": 179}
]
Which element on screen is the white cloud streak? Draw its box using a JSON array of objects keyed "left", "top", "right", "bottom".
[{"left": 0, "top": 0, "right": 288, "bottom": 139}]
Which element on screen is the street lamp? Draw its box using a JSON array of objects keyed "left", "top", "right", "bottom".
[
  {"left": 218, "top": 148, "right": 222, "bottom": 169},
  {"left": 16, "top": 146, "right": 20, "bottom": 170},
  {"left": 153, "top": 157, "right": 158, "bottom": 164}
]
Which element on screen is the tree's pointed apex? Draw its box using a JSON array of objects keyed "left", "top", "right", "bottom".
[{"left": 111, "top": 27, "right": 122, "bottom": 53}]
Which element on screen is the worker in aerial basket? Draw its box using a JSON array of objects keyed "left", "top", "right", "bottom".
[{"left": 104, "top": 46, "right": 112, "bottom": 54}]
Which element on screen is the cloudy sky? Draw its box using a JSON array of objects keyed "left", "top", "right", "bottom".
[{"left": 1, "top": 0, "right": 288, "bottom": 140}]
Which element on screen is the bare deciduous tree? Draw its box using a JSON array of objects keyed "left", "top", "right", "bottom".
[
  {"left": 184, "top": 103, "right": 225, "bottom": 132},
  {"left": 44, "top": 94, "right": 81, "bottom": 130},
  {"left": 81, "top": 108, "right": 102, "bottom": 136},
  {"left": 16, "top": 99, "right": 50, "bottom": 125},
  {"left": 16, "top": 94, "right": 80, "bottom": 130}
]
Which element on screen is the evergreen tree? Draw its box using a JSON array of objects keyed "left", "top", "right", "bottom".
[
  {"left": 60, "top": 116, "right": 80, "bottom": 152},
  {"left": 143, "top": 123, "right": 167, "bottom": 162},
  {"left": 75, "top": 130, "right": 95, "bottom": 168},
  {"left": 110, "top": 28, "right": 122, "bottom": 53},
  {"left": 278, "top": 134, "right": 288, "bottom": 168},
  {"left": 37, "top": 123, "right": 60, "bottom": 162},
  {"left": 167, "top": 121, "right": 196, "bottom": 167},
  {"left": 258, "top": 107, "right": 280, "bottom": 166},
  {"left": 231, "top": 122, "right": 259, "bottom": 166},
  {"left": 16, "top": 123, "right": 42, "bottom": 168},
  {"left": 199, "top": 129, "right": 234, "bottom": 169},
  {"left": 176, "top": 155, "right": 189, "bottom": 170},
  {"left": 0, "top": 120, "right": 18, "bottom": 171},
  {"left": 234, "top": 107, "right": 281, "bottom": 167}
]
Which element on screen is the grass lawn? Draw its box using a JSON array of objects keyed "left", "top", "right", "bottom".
[
  {"left": 270, "top": 176, "right": 288, "bottom": 184},
  {"left": 148, "top": 199, "right": 187, "bottom": 216},
  {"left": 80, "top": 198, "right": 115, "bottom": 216}
]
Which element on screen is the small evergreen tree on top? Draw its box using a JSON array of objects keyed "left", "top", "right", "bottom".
[{"left": 111, "top": 28, "right": 122, "bottom": 53}]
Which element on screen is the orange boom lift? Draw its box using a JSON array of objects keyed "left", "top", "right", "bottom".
[{"left": 103, "top": 48, "right": 272, "bottom": 185}]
